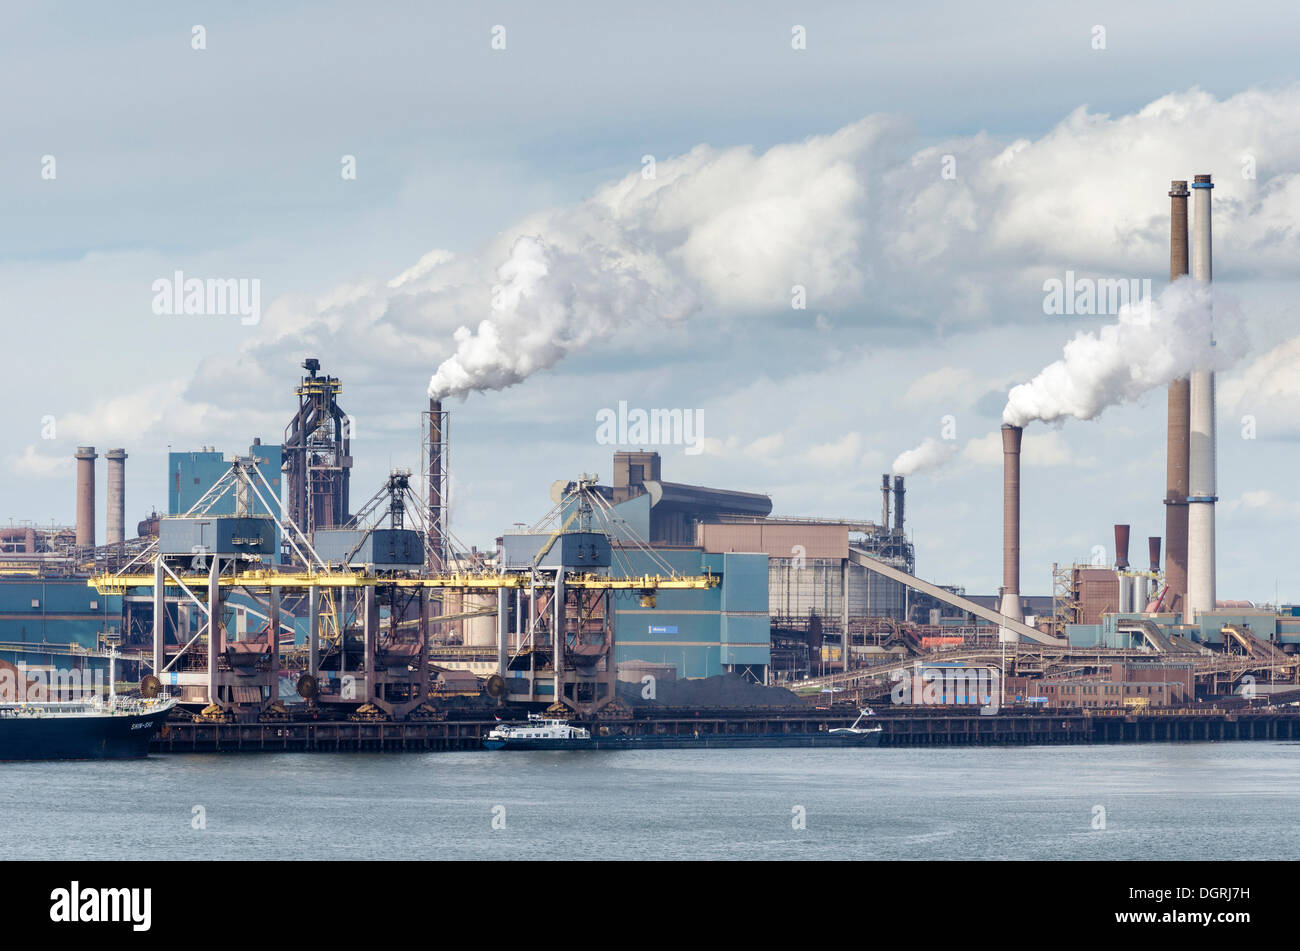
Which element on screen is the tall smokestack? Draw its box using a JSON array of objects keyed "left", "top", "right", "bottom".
[
  {"left": 73, "top": 446, "right": 98, "bottom": 549},
  {"left": 105, "top": 448, "right": 127, "bottom": 547},
  {"left": 999, "top": 424, "right": 1023, "bottom": 622},
  {"left": 880, "top": 474, "right": 891, "bottom": 531},
  {"left": 1187, "top": 174, "right": 1216, "bottom": 618},
  {"left": 892, "top": 475, "right": 905, "bottom": 536},
  {"left": 1114, "top": 524, "right": 1133, "bottom": 614},
  {"left": 427, "top": 399, "right": 444, "bottom": 573},
  {"left": 75, "top": 447, "right": 97, "bottom": 549},
  {"left": 1164, "top": 180, "right": 1191, "bottom": 613}
]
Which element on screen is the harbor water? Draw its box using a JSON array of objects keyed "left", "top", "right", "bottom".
[{"left": 4, "top": 742, "right": 1298, "bottom": 860}]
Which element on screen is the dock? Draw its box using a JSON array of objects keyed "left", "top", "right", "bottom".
[{"left": 149, "top": 707, "right": 1300, "bottom": 753}]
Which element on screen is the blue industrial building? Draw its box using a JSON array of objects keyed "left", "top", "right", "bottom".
[
  {"left": 610, "top": 548, "right": 770, "bottom": 679},
  {"left": 168, "top": 441, "right": 283, "bottom": 561},
  {"left": 0, "top": 579, "right": 122, "bottom": 650}
]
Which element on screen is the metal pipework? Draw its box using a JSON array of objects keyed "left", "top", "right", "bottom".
[
  {"left": 105, "top": 448, "right": 127, "bottom": 547},
  {"left": 75, "top": 446, "right": 97, "bottom": 549},
  {"left": 1164, "top": 180, "right": 1191, "bottom": 612},
  {"left": 999, "top": 424, "right": 1023, "bottom": 622},
  {"left": 1187, "top": 174, "right": 1217, "bottom": 618}
]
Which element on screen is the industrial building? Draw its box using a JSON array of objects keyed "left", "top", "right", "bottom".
[{"left": 2, "top": 168, "right": 1299, "bottom": 724}]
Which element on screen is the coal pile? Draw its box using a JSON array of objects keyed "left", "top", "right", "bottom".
[{"left": 616, "top": 672, "right": 804, "bottom": 710}]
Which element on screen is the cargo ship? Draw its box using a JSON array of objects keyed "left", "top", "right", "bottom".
[
  {"left": 483, "top": 710, "right": 883, "bottom": 750},
  {"left": 0, "top": 651, "right": 176, "bottom": 760}
]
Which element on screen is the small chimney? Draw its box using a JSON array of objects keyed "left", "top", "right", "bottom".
[
  {"left": 1148, "top": 536, "right": 1162, "bottom": 573},
  {"left": 880, "top": 474, "right": 891, "bottom": 531},
  {"left": 1114, "top": 524, "right": 1133, "bottom": 614},
  {"left": 999, "top": 425, "right": 1023, "bottom": 622},
  {"left": 892, "top": 476, "right": 906, "bottom": 537},
  {"left": 75, "top": 447, "right": 97, "bottom": 549},
  {"left": 1113, "top": 525, "right": 1130, "bottom": 569}
]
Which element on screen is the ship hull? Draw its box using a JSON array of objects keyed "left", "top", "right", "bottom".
[
  {"left": 484, "top": 729, "right": 882, "bottom": 751},
  {"left": 0, "top": 708, "right": 169, "bottom": 761}
]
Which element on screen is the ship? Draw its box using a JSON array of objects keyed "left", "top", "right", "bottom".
[
  {"left": 483, "top": 710, "right": 883, "bottom": 751},
  {"left": 0, "top": 650, "right": 176, "bottom": 760}
]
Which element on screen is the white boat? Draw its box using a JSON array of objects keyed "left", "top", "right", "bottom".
[
  {"left": 484, "top": 714, "right": 592, "bottom": 749},
  {"left": 827, "top": 708, "right": 883, "bottom": 738}
]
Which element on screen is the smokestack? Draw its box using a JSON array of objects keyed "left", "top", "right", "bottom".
[
  {"left": 105, "top": 449, "right": 127, "bottom": 547},
  {"left": 1113, "top": 524, "right": 1130, "bottom": 569},
  {"left": 1187, "top": 174, "right": 1216, "bottom": 618},
  {"left": 1114, "top": 524, "right": 1133, "bottom": 615},
  {"left": 75, "top": 447, "right": 97, "bottom": 549},
  {"left": 427, "top": 399, "right": 444, "bottom": 573},
  {"left": 1164, "top": 180, "right": 1190, "bottom": 613},
  {"left": 1148, "top": 536, "right": 1161, "bottom": 574},
  {"left": 999, "top": 424, "right": 1023, "bottom": 622},
  {"left": 892, "top": 475, "right": 905, "bottom": 536},
  {"left": 880, "top": 474, "right": 891, "bottom": 532}
]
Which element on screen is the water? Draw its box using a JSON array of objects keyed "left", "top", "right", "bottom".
[{"left": 4, "top": 742, "right": 1298, "bottom": 860}]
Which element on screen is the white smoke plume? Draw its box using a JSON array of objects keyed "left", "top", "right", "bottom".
[
  {"left": 892, "top": 437, "right": 957, "bottom": 475},
  {"left": 1002, "top": 280, "right": 1242, "bottom": 427}
]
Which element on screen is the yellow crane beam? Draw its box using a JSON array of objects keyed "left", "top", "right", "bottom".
[{"left": 87, "top": 569, "right": 718, "bottom": 596}]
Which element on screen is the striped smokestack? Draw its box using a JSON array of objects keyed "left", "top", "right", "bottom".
[
  {"left": 999, "top": 424, "right": 1023, "bottom": 622},
  {"left": 1187, "top": 173, "right": 1216, "bottom": 618},
  {"left": 1164, "top": 180, "right": 1190, "bottom": 613}
]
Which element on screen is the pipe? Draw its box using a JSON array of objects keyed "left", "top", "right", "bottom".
[
  {"left": 75, "top": 446, "right": 97, "bottom": 549},
  {"left": 1164, "top": 180, "right": 1190, "bottom": 612},
  {"left": 105, "top": 448, "right": 127, "bottom": 547},
  {"left": 1187, "top": 173, "right": 1216, "bottom": 618},
  {"left": 893, "top": 476, "right": 906, "bottom": 536},
  {"left": 999, "top": 424, "right": 1023, "bottom": 622}
]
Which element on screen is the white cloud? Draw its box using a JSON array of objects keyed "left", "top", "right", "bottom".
[
  {"left": 902, "top": 368, "right": 975, "bottom": 406},
  {"left": 1219, "top": 335, "right": 1300, "bottom": 439},
  {"left": 962, "top": 429, "right": 1093, "bottom": 468},
  {"left": 805, "top": 432, "right": 863, "bottom": 468},
  {"left": 11, "top": 445, "right": 72, "bottom": 477}
]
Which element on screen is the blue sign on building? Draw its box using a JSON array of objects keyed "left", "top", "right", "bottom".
[{"left": 648, "top": 625, "right": 678, "bottom": 634}]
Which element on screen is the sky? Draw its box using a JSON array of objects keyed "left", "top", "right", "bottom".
[{"left": 3, "top": 2, "right": 1300, "bottom": 603}]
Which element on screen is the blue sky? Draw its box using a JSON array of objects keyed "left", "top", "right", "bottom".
[{"left": 3, "top": 2, "right": 1299, "bottom": 602}]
